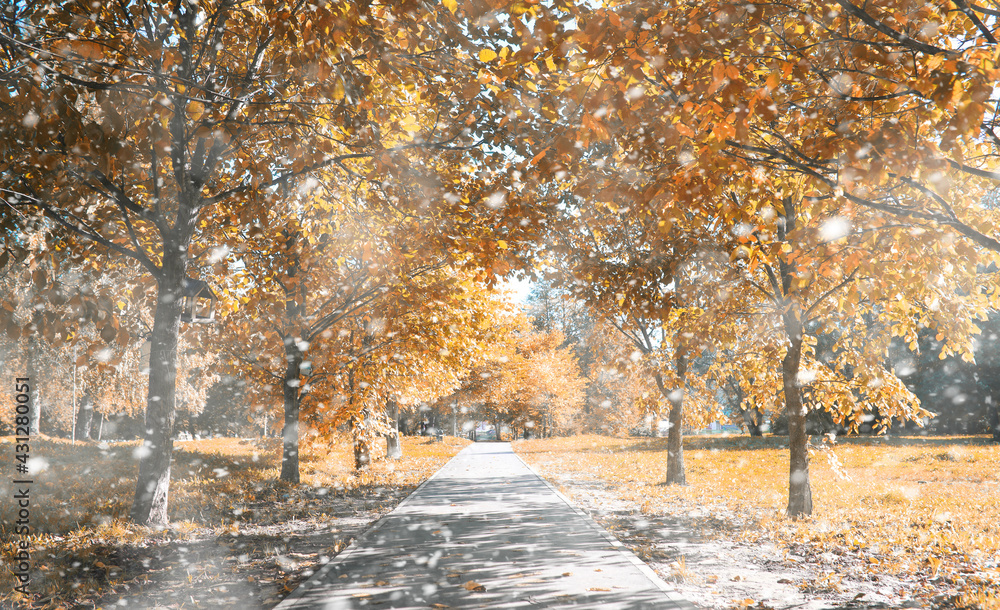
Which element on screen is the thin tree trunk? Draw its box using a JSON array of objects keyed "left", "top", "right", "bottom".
[
  {"left": 75, "top": 392, "right": 94, "bottom": 440},
  {"left": 385, "top": 398, "right": 403, "bottom": 460},
  {"left": 989, "top": 394, "right": 1000, "bottom": 443},
  {"left": 655, "top": 348, "right": 687, "bottom": 485},
  {"left": 130, "top": 279, "right": 183, "bottom": 527},
  {"left": 775, "top": 197, "right": 812, "bottom": 518},
  {"left": 280, "top": 337, "right": 303, "bottom": 483},
  {"left": 353, "top": 408, "right": 372, "bottom": 470},
  {"left": 783, "top": 307, "right": 812, "bottom": 517},
  {"left": 96, "top": 411, "right": 104, "bottom": 442}
]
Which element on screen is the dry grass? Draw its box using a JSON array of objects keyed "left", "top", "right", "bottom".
[
  {"left": 0, "top": 433, "right": 470, "bottom": 608},
  {"left": 515, "top": 434, "right": 1000, "bottom": 609}
]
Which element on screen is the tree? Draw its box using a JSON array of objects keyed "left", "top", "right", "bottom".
[
  {"left": 454, "top": 319, "right": 586, "bottom": 440},
  {"left": 512, "top": 1, "right": 1000, "bottom": 513},
  {"left": 1, "top": 0, "right": 513, "bottom": 525}
]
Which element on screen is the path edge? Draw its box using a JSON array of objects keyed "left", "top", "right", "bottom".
[
  {"left": 273, "top": 443, "right": 473, "bottom": 609},
  {"left": 511, "top": 448, "right": 695, "bottom": 609}
]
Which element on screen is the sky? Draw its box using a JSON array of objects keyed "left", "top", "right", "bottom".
[{"left": 499, "top": 275, "right": 533, "bottom": 304}]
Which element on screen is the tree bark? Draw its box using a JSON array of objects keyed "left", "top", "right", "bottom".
[
  {"left": 75, "top": 392, "right": 94, "bottom": 440},
  {"left": 742, "top": 407, "right": 763, "bottom": 437},
  {"left": 95, "top": 411, "right": 105, "bottom": 442},
  {"left": 280, "top": 337, "right": 303, "bottom": 483},
  {"left": 130, "top": 279, "right": 183, "bottom": 527},
  {"left": 776, "top": 196, "right": 812, "bottom": 518},
  {"left": 353, "top": 408, "right": 372, "bottom": 470},
  {"left": 186, "top": 407, "right": 197, "bottom": 438},
  {"left": 656, "top": 350, "right": 687, "bottom": 485},
  {"left": 730, "top": 377, "right": 762, "bottom": 436},
  {"left": 385, "top": 398, "right": 403, "bottom": 460},
  {"left": 783, "top": 306, "right": 812, "bottom": 517}
]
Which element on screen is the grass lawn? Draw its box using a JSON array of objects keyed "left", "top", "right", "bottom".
[
  {"left": 514, "top": 434, "right": 1000, "bottom": 609},
  {"left": 0, "top": 433, "right": 470, "bottom": 608}
]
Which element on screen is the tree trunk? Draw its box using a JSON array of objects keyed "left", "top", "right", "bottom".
[
  {"left": 656, "top": 349, "right": 687, "bottom": 485},
  {"left": 280, "top": 337, "right": 303, "bottom": 483},
  {"left": 988, "top": 394, "right": 1000, "bottom": 443},
  {"left": 385, "top": 398, "right": 403, "bottom": 460},
  {"left": 130, "top": 279, "right": 183, "bottom": 527},
  {"left": 742, "top": 407, "right": 763, "bottom": 437},
  {"left": 353, "top": 409, "right": 372, "bottom": 470},
  {"left": 75, "top": 392, "right": 94, "bottom": 440},
  {"left": 775, "top": 197, "right": 812, "bottom": 518},
  {"left": 96, "top": 411, "right": 105, "bottom": 442},
  {"left": 783, "top": 307, "right": 812, "bottom": 518},
  {"left": 731, "top": 378, "right": 762, "bottom": 436}
]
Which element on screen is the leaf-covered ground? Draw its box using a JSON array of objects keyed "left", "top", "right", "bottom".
[
  {"left": 514, "top": 434, "right": 1000, "bottom": 610},
  {"left": 0, "top": 434, "right": 470, "bottom": 609}
]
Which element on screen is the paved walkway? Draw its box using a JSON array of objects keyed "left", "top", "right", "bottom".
[{"left": 277, "top": 443, "right": 693, "bottom": 609}]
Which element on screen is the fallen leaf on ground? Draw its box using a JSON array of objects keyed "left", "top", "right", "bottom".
[{"left": 462, "top": 580, "right": 486, "bottom": 592}]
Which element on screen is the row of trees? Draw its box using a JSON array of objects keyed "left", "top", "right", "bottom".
[
  {"left": 0, "top": 0, "right": 560, "bottom": 526},
  {"left": 5, "top": 0, "right": 1000, "bottom": 524}
]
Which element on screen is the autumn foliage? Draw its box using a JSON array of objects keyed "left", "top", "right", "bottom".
[{"left": 3, "top": 0, "right": 1000, "bottom": 560}]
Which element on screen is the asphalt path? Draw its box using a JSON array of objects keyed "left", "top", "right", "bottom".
[{"left": 276, "top": 442, "right": 694, "bottom": 609}]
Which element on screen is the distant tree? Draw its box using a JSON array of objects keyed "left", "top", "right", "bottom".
[
  {"left": 455, "top": 321, "right": 586, "bottom": 440},
  {"left": 199, "top": 376, "right": 256, "bottom": 438}
]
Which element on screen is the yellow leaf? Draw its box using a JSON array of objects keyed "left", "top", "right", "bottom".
[
  {"left": 443, "top": 0, "right": 457, "bottom": 14},
  {"left": 188, "top": 100, "right": 205, "bottom": 121},
  {"left": 479, "top": 48, "right": 498, "bottom": 62},
  {"left": 497, "top": 240, "right": 508, "bottom": 250}
]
